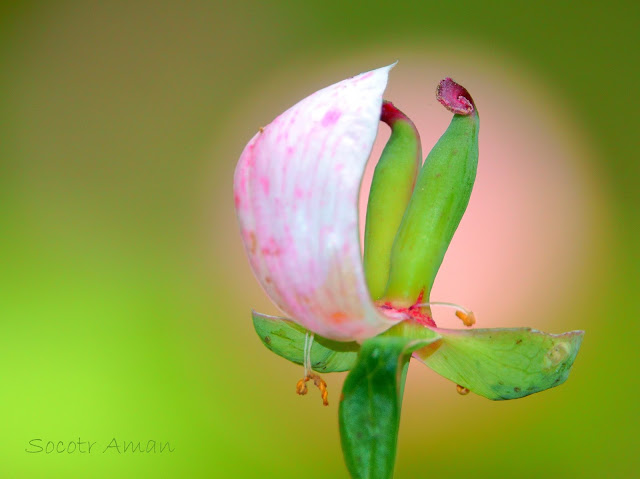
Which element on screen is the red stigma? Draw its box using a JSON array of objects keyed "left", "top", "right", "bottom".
[
  {"left": 380, "top": 100, "right": 410, "bottom": 125},
  {"left": 436, "top": 78, "right": 475, "bottom": 115}
]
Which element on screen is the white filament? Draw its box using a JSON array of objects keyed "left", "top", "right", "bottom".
[
  {"left": 303, "top": 332, "right": 315, "bottom": 378},
  {"left": 414, "top": 301, "right": 472, "bottom": 315}
]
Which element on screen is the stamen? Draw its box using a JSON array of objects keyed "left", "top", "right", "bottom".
[
  {"left": 413, "top": 301, "right": 476, "bottom": 327},
  {"left": 295, "top": 333, "right": 329, "bottom": 406},
  {"left": 455, "top": 310, "right": 476, "bottom": 327},
  {"left": 456, "top": 384, "right": 470, "bottom": 395},
  {"left": 311, "top": 373, "right": 329, "bottom": 406},
  {"left": 296, "top": 378, "right": 308, "bottom": 395},
  {"left": 296, "top": 374, "right": 329, "bottom": 406}
]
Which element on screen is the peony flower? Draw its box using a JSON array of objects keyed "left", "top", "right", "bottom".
[{"left": 233, "top": 63, "right": 583, "bottom": 478}]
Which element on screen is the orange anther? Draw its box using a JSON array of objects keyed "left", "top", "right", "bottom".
[
  {"left": 455, "top": 310, "right": 476, "bottom": 327},
  {"left": 295, "top": 373, "right": 329, "bottom": 406},
  {"left": 311, "top": 373, "right": 329, "bottom": 406},
  {"left": 456, "top": 384, "right": 470, "bottom": 395},
  {"left": 296, "top": 379, "right": 308, "bottom": 395}
]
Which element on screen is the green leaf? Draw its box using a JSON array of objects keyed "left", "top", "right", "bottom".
[
  {"left": 339, "top": 335, "right": 440, "bottom": 479},
  {"left": 252, "top": 311, "right": 359, "bottom": 372},
  {"left": 414, "top": 327, "right": 584, "bottom": 400}
]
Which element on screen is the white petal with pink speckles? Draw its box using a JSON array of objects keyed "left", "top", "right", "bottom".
[{"left": 234, "top": 64, "right": 399, "bottom": 342}]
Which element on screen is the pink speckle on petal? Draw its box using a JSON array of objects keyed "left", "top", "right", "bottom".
[
  {"left": 321, "top": 109, "right": 342, "bottom": 127},
  {"left": 237, "top": 174, "right": 247, "bottom": 195},
  {"left": 294, "top": 187, "right": 304, "bottom": 199},
  {"left": 260, "top": 237, "right": 281, "bottom": 256},
  {"left": 259, "top": 176, "right": 270, "bottom": 195}
]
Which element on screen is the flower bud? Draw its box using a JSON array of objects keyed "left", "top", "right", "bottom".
[
  {"left": 384, "top": 78, "right": 479, "bottom": 305},
  {"left": 363, "top": 101, "right": 421, "bottom": 300}
]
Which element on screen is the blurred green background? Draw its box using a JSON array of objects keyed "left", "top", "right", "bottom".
[{"left": 1, "top": 1, "right": 637, "bottom": 478}]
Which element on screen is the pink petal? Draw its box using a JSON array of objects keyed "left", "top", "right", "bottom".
[{"left": 234, "top": 65, "right": 400, "bottom": 342}]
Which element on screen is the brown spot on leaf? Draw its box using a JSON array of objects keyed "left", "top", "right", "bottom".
[
  {"left": 545, "top": 342, "right": 571, "bottom": 369},
  {"left": 514, "top": 387, "right": 521, "bottom": 393},
  {"left": 264, "top": 335, "right": 271, "bottom": 344}
]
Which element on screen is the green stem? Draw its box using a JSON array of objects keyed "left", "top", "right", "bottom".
[{"left": 339, "top": 336, "right": 438, "bottom": 478}]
